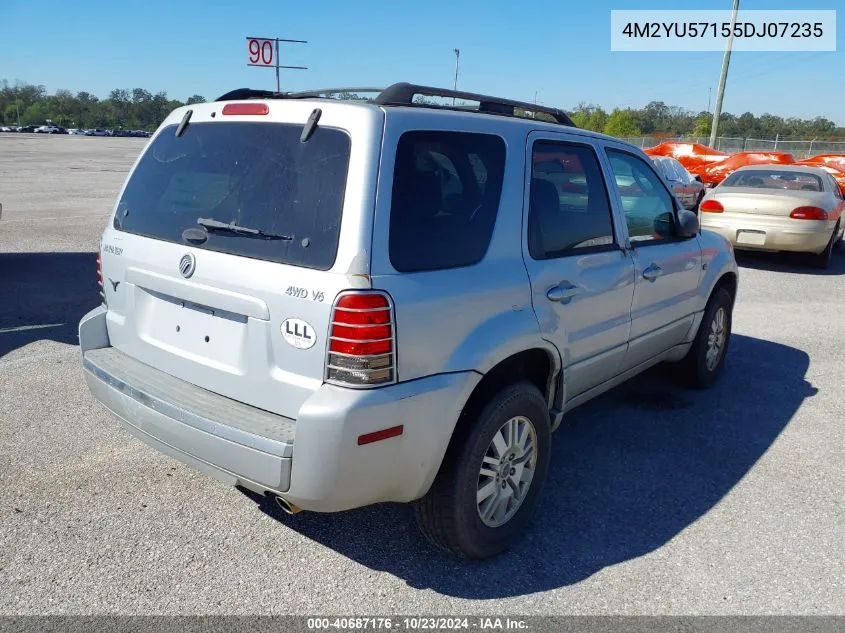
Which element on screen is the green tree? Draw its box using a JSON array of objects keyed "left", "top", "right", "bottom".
[
  {"left": 186, "top": 94, "right": 206, "bottom": 105},
  {"left": 692, "top": 113, "right": 711, "bottom": 137},
  {"left": 603, "top": 109, "right": 641, "bottom": 137}
]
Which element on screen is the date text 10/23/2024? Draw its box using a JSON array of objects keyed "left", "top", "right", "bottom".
[{"left": 307, "top": 617, "right": 528, "bottom": 630}]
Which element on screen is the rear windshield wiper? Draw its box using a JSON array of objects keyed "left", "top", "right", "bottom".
[{"left": 196, "top": 217, "right": 293, "bottom": 240}]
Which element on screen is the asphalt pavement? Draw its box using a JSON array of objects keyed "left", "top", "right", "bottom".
[{"left": 0, "top": 135, "right": 842, "bottom": 615}]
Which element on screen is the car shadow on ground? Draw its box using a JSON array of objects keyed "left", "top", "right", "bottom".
[
  {"left": 735, "top": 245, "right": 845, "bottom": 275},
  {"left": 0, "top": 252, "right": 99, "bottom": 358},
  {"left": 245, "top": 333, "right": 814, "bottom": 598}
]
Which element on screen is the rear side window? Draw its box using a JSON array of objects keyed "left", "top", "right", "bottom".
[
  {"left": 388, "top": 131, "right": 506, "bottom": 273},
  {"left": 529, "top": 141, "right": 615, "bottom": 258},
  {"left": 115, "top": 121, "right": 351, "bottom": 270}
]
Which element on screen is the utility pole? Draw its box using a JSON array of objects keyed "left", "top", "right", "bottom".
[
  {"left": 707, "top": 87, "right": 712, "bottom": 113},
  {"left": 453, "top": 48, "right": 460, "bottom": 105},
  {"left": 15, "top": 102, "right": 20, "bottom": 127},
  {"left": 709, "top": 0, "right": 740, "bottom": 148}
]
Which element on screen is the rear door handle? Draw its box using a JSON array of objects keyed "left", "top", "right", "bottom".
[
  {"left": 642, "top": 263, "right": 663, "bottom": 281},
  {"left": 546, "top": 283, "right": 579, "bottom": 303}
]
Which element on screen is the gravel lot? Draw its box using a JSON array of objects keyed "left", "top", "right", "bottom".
[{"left": 0, "top": 134, "right": 842, "bottom": 615}]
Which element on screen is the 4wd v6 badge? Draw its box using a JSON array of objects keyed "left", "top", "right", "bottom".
[{"left": 281, "top": 318, "right": 316, "bottom": 350}]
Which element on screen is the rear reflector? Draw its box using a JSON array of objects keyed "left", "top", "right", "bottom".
[
  {"left": 700, "top": 199, "right": 724, "bottom": 213},
  {"left": 327, "top": 291, "right": 396, "bottom": 387},
  {"left": 221, "top": 102, "right": 269, "bottom": 116},
  {"left": 790, "top": 206, "right": 827, "bottom": 220},
  {"left": 358, "top": 425, "right": 404, "bottom": 446}
]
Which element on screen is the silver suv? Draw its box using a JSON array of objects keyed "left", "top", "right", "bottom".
[{"left": 79, "top": 83, "right": 738, "bottom": 559}]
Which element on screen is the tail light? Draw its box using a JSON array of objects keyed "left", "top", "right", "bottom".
[
  {"left": 790, "top": 206, "right": 827, "bottom": 220},
  {"left": 700, "top": 199, "right": 724, "bottom": 213},
  {"left": 96, "top": 253, "right": 106, "bottom": 305},
  {"left": 326, "top": 291, "right": 396, "bottom": 387}
]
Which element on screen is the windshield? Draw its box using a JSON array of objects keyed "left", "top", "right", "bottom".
[
  {"left": 722, "top": 170, "right": 823, "bottom": 192},
  {"left": 115, "top": 121, "right": 351, "bottom": 270}
]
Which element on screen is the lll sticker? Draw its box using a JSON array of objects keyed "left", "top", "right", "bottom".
[{"left": 281, "top": 318, "right": 316, "bottom": 349}]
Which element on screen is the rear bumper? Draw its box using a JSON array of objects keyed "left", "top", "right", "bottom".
[
  {"left": 80, "top": 306, "right": 480, "bottom": 512},
  {"left": 701, "top": 214, "right": 834, "bottom": 254}
]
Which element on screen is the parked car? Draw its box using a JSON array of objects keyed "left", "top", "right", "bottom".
[
  {"left": 700, "top": 164, "right": 845, "bottom": 268},
  {"left": 0, "top": 126, "right": 12, "bottom": 132},
  {"left": 79, "top": 82, "right": 738, "bottom": 559},
  {"left": 18, "top": 125, "right": 38, "bottom": 133},
  {"left": 85, "top": 129, "right": 109, "bottom": 137},
  {"left": 35, "top": 125, "right": 60, "bottom": 134},
  {"left": 651, "top": 155, "right": 706, "bottom": 211}
]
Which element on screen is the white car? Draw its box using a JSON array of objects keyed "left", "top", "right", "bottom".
[
  {"left": 70, "top": 129, "right": 87, "bottom": 135},
  {"left": 35, "top": 125, "right": 60, "bottom": 134}
]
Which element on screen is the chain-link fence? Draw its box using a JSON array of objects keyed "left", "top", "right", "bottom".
[{"left": 619, "top": 136, "right": 845, "bottom": 159}]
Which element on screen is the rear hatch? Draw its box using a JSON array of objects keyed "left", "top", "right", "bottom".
[{"left": 98, "top": 100, "right": 382, "bottom": 419}]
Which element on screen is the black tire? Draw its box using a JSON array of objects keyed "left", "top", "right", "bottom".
[
  {"left": 808, "top": 225, "right": 837, "bottom": 269},
  {"left": 676, "top": 287, "right": 733, "bottom": 389},
  {"left": 414, "top": 382, "right": 551, "bottom": 559}
]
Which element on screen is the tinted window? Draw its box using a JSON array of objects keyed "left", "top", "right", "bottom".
[
  {"left": 830, "top": 176, "right": 844, "bottom": 200},
  {"left": 670, "top": 159, "right": 691, "bottom": 183},
  {"left": 389, "top": 131, "right": 505, "bottom": 272},
  {"left": 528, "top": 142, "right": 615, "bottom": 259},
  {"left": 722, "top": 169, "right": 823, "bottom": 191},
  {"left": 116, "top": 122, "right": 351, "bottom": 270},
  {"left": 607, "top": 150, "right": 676, "bottom": 243},
  {"left": 653, "top": 158, "right": 676, "bottom": 182}
]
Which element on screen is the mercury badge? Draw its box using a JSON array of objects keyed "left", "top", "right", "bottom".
[{"left": 179, "top": 253, "right": 196, "bottom": 278}]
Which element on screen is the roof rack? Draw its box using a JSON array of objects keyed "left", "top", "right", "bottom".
[
  {"left": 373, "top": 83, "right": 575, "bottom": 126},
  {"left": 215, "top": 87, "right": 384, "bottom": 102},
  {"left": 214, "top": 82, "right": 575, "bottom": 127}
]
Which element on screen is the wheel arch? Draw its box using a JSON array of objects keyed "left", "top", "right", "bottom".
[
  {"left": 713, "top": 270, "right": 738, "bottom": 307},
  {"left": 451, "top": 346, "right": 563, "bottom": 453}
]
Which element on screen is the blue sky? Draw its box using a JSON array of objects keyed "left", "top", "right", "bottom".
[{"left": 1, "top": 0, "right": 842, "bottom": 124}]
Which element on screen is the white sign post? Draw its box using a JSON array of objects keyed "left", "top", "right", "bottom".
[{"left": 245, "top": 36, "right": 308, "bottom": 93}]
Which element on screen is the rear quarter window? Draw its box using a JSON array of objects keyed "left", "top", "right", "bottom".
[
  {"left": 115, "top": 121, "right": 351, "bottom": 270},
  {"left": 388, "top": 131, "right": 506, "bottom": 273}
]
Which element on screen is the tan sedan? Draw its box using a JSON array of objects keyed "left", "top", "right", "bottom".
[{"left": 700, "top": 165, "right": 845, "bottom": 268}]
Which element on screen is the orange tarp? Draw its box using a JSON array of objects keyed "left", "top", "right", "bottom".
[
  {"left": 644, "top": 142, "right": 730, "bottom": 176},
  {"left": 644, "top": 142, "right": 796, "bottom": 185},
  {"left": 699, "top": 151, "right": 795, "bottom": 185}
]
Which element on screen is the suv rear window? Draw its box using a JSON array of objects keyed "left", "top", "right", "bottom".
[
  {"left": 388, "top": 131, "right": 506, "bottom": 273},
  {"left": 115, "top": 121, "right": 351, "bottom": 270}
]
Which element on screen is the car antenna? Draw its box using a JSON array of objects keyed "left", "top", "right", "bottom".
[
  {"left": 175, "top": 109, "right": 193, "bottom": 138},
  {"left": 300, "top": 108, "right": 322, "bottom": 143}
]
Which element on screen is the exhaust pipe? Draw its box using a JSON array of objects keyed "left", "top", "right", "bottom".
[{"left": 273, "top": 495, "right": 302, "bottom": 515}]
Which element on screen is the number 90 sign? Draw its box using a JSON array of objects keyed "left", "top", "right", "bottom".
[{"left": 247, "top": 38, "right": 275, "bottom": 67}]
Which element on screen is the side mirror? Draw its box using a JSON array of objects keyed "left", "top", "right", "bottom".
[
  {"left": 693, "top": 175, "right": 703, "bottom": 183},
  {"left": 676, "top": 209, "right": 700, "bottom": 238}
]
